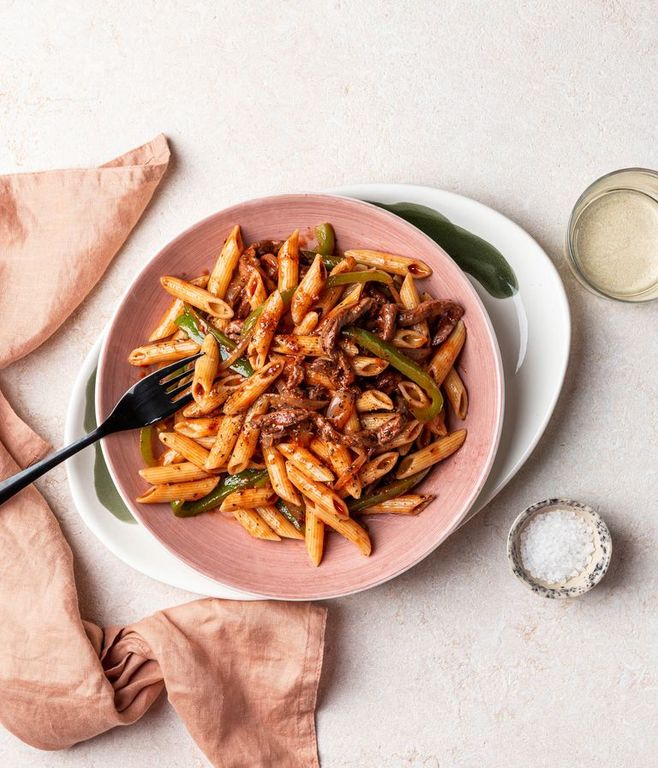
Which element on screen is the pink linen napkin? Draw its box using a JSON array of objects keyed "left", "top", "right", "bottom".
[{"left": 0, "top": 137, "right": 327, "bottom": 767}]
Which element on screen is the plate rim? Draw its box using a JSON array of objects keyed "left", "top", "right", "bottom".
[{"left": 94, "top": 192, "right": 505, "bottom": 600}]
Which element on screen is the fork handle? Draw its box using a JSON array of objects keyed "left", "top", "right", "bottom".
[{"left": 0, "top": 426, "right": 107, "bottom": 506}]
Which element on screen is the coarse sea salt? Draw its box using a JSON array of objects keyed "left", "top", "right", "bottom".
[{"left": 520, "top": 509, "right": 595, "bottom": 584}]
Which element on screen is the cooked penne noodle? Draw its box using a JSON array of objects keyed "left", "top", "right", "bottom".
[
  {"left": 359, "top": 451, "right": 399, "bottom": 486},
  {"left": 351, "top": 356, "right": 388, "bottom": 377},
  {"left": 398, "top": 381, "right": 430, "bottom": 410},
  {"left": 291, "top": 254, "right": 327, "bottom": 324},
  {"left": 193, "top": 436, "right": 219, "bottom": 449},
  {"left": 219, "top": 487, "right": 276, "bottom": 512},
  {"left": 227, "top": 397, "right": 269, "bottom": 474},
  {"left": 148, "top": 298, "right": 184, "bottom": 342},
  {"left": 263, "top": 445, "right": 302, "bottom": 506},
  {"left": 159, "top": 432, "right": 211, "bottom": 470},
  {"left": 304, "top": 507, "right": 325, "bottom": 566},
  {"left": 339, "top": 338, "right": 359, "bottom": 357},
  {"left": 357, "top": 411, "right": 396, "bottom": 430},
  {"left": 313, "top": 256, "right": 356, "bottom": 315},
  {"left": 360, "top": 494, "right": 433, "bottom": 515},
  {"left": 395, "top": 429, "right": 467, "bottom": 479},
  {"left": 309, "top": 438, "right": 362, "bottom": 499},
  {"left": 205, "top": 414, "right": 245, "bottom": 470},
  {"left": 192, "top": 334, "right": 220, "bottom": 404},
  {"left": 293, "top": 310, "right": 319, "bottom": 335},
  {"left": 380, "top": 420, "right": 423, "bottom": 450},
  {"left": 344, "top": 249, "right": 432, "bottom": 278},
  {"left": 128, "top": 339, "right": 200, "bottom": 366},
  {"left": 136, "top": 476, "right": 219, "bottom": 503},
  {"left": 248, "top": 290, "right": 285, "bottom": 369},
  {"left": 428, "top": 407, "right": 448, "bottom": 437},
  {"left": 231, "top": 507, "right": 281, "bottom": 541},
  {"left": 399, "top": 273, "right": 430, "bottom": 344},
  {"left": 392, "top": 328, "right": 428, "bottom": 349},
  {"left": 286, "top": 462, "right": 349, "bottom": 519},
  {"left": 343, "top": 407, "right": 361, "bottom": 434},
  {"left": 160, "top": 448, "right": 186, "bottom": 466},
  {"left": 223, "top": 358, "right": 285, "bottom": 414},
  {"left": 271, "top": 335, "right": 325, "bottom": 356},
  {"left": 208, "top": 224, "right": 243, "bottom": 298},
  {"left": 428, "top": 320, "right": 466, "bottom": 386},
  {"left": 182, "top": 381, "right": 234, "bottom": 417},
  {"left": 444, "top": 367, "right": 468, "bottom": 420},
  {"left": 244, "top": 268, "right": 267, "bottom": 310},
  {"left": 326, "top": 389, "right": 357, "bottom": 430},
  {"left": 356, "top": 390, "right": 394, "bottom": 412},
  {"left": 255, "top": 505, "right": 305, "bottom": 540},
  {"left": 305, "top": 499, "right": 371, "bottom": 557},
  {"left": 160, "top": 276, "right": 233, "bottom": 319},
  {"left": 277, "top": 229, "right": 299, "bottom": 292},
  {"left": 138, "top": 462, "right": 211, "bottom": 484},
  {"left": 174, "top": 417, "right": 223, "bottom": 438},
  {"left": 277, "top": 443, "right": 334, "bottom": 482}
]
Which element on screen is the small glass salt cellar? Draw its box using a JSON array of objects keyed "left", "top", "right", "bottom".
[{"left": 507, "top": 499, "right": 612, "bottom": 598}]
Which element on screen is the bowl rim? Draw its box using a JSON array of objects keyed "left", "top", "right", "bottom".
[
  {"left": 96, "top": 192, "right": 505, "bottom": 599},
  {"left": 507, "top": 497, "right": 613, "bottom": 598}
]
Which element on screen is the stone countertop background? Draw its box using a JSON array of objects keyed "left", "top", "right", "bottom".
[{"left": 1, "top": 1, "right": 656, "bottom": 766}]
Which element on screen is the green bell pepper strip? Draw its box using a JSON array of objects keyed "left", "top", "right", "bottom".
[
  {"left": 314, "top": 223, "right": 335, "bottom": 256},
  {"left": 175, "top": 305, "right": 253, "bottom": 377},
  {"left": 276, "top": 499, "right": 304, "bottom": 531},
  {"left": 348, "top": 469, "right": 430, "bottom": 513},
  {"left": 240, "top": 287, "right": 295, "bottom": 337},
  {"left": 342, "top": 326, "right": 443, "bottom": 422},
  {"left": 301, "top": 249, "right": 343, "bottom": 270},
  {"left": 170, "top": 499, "right": 184, "bottom": 514},
  {"left": 326, "top": 270, "right": 392, "bottom": 288},
  {"left": 139, "top": 426, "right": 158, "bottom": 467},
  {"left": 173, "top": 468, "right": 269, "bottom": 518}
]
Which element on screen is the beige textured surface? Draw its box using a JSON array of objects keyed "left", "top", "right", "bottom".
[{"left": 1, "top": 1, "right": 657, "bottom": 766}]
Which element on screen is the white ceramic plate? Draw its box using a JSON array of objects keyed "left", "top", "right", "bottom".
[{"left": 65, "top": 184, "right": 570, "bottom": 598}]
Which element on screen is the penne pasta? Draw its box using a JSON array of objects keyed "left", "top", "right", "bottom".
[
  {"left": 263, "top": 445, "right": 302, "bottom": 506},
  {"left": 313, "top": 256, "right": 356, "bottom": 315},
  {"left": 360, "top": 494, "right": 433, "bottom": 515},
  {"left": 128, "top": 339, "right": 200, "bottom": 366},
  {"left": 309, "top": 438, "right": 362, "bottom": 499},
  {"left": 219, "top": 487, "right": 276, "bottom": 512},
  {"left": 255, "top": 505, "right": 305, "bottom": 540},
  {"left": 359, "top": 412, "right": 397, "bottom": 430},
  {"left": 136, "top": 476, "right": 219, "bottom": 504},
  {"left": 344, "top": 249, "right": 432, "bottom": 278},
  {"left": 248, "top": 290, "right": 285, "bottom": 369},
  {"left": 244, "top": 268, "right": 267, "bottom": 310},
  {"left": 286, "top": 461, "right": 349, "bottom": 519},
  {"left": 223, "top": 358, "right": 285, "bottom": 414},
  {"left": 231, "top": 507, "right": 281, "bottom": 541},
  {"left": 160, "top": 448, "right": 186, "bottom": 466},
  {"left": 395, "top": 430, "right": 467, "bottom": 479},
  {"left": 227, "top": 397, "right": 269, "bottom": 474},
  {"left": 160, "top": 276, "right": 233, "bottom": 319},
  {"left": 271, "top": 335, "right": 325, "bottom": 356},
  {"left": 174, "top": 417, "right": 223, "bottom": 438},
  {"left": 305, "top": 499, "right": 371, "bottom": 557},
  {"left": 398, "top": 381, "right": 431, "bottom": 410},
  {"left": 359, "top": 451, "right": 399, "bottom": 486},
  {"left": 356, "top": 390, "right": 394, "bottom": 412},
  {"left": 277, "top": 443, "right": 334, "bottom": 482},
  {"left": 158, "top": 432, "right": 210, "bottom": 470},
  {"left": 148, "top": 276, "right": 210, "bottom": 341},
  {"left": 277, "top": 229, "right": 300, "bottom": 292},
  {"left": 428, "top": 320, "right": 466, "bottom": 386},
  {"left": 444, "top": 367, "right": 468, "bottom": 420},
  {"left": 205, "top": 414, "right": 245, "bottom": 470},
  {"left": 399, "top": 273, "right": 430, "bottom": 345},
  {"left": 291, "top": 254, "right": 327, "bottom": 324},
  {"left": 192, "top": 334, "right": 220, "bottom": 404},
  {"left": 379, "top": 420, "right": 423, "bottom": 450},
  {"left": 304, "top": 507, "right": 325, "bottom": 566},
  {"left": 351, "top": 356, "right": 388, "bottom": 377},
  {"left": 392, "top": 328, "right": 428, "bottom": 349},
  {"left": 208, "top": 224, "right": 243, "bottom": 298},
  {"left": 138, "top": 462, "right": 211, "bottom": 484},
  {"left": 293, "top": 310, "right": 319, "bottom": 335}
]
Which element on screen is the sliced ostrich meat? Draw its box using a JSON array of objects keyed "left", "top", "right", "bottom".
[
  {"left": 431, "top": 303, "right": 465, "bottom": 346},
  {"left": 317, "top": 297, "right": 374, "bottom": 354},
  {"left": 398, "top": 299, "right": 464, "bottom": 327},
  {"left": 370, "top": 303, "right": 398, "bottom": 341},
  {"left": 254, "top": 407, "right": 315, "bottom": 439}
]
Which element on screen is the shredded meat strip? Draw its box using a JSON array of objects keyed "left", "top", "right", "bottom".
[
  {"left": 397, "top": 299, "right": 464, "bottom": 328},
  {"left": 316, "top": 297, "right": 374, "bottom": 354}
]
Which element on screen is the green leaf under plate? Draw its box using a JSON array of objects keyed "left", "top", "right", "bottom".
[{"left": 372, "top": 201, "right": 518, "bottom": 299}]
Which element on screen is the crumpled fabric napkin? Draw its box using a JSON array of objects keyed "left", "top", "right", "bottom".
[{"left": 0, "top": 136, "right": 327, "bottom": 767}]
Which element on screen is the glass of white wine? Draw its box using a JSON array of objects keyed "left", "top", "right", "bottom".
[{"left": 566, "top": 168, "right": 658, "bottom": 302}]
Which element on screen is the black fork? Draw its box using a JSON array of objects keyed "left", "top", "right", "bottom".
[{"left": 0, "top": 353, "right": 203, "bottom": 506}]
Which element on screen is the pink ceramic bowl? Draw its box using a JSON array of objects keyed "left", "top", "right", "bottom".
[{"left": 97, "top": 194, "right": 504, "bottom": 599}]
